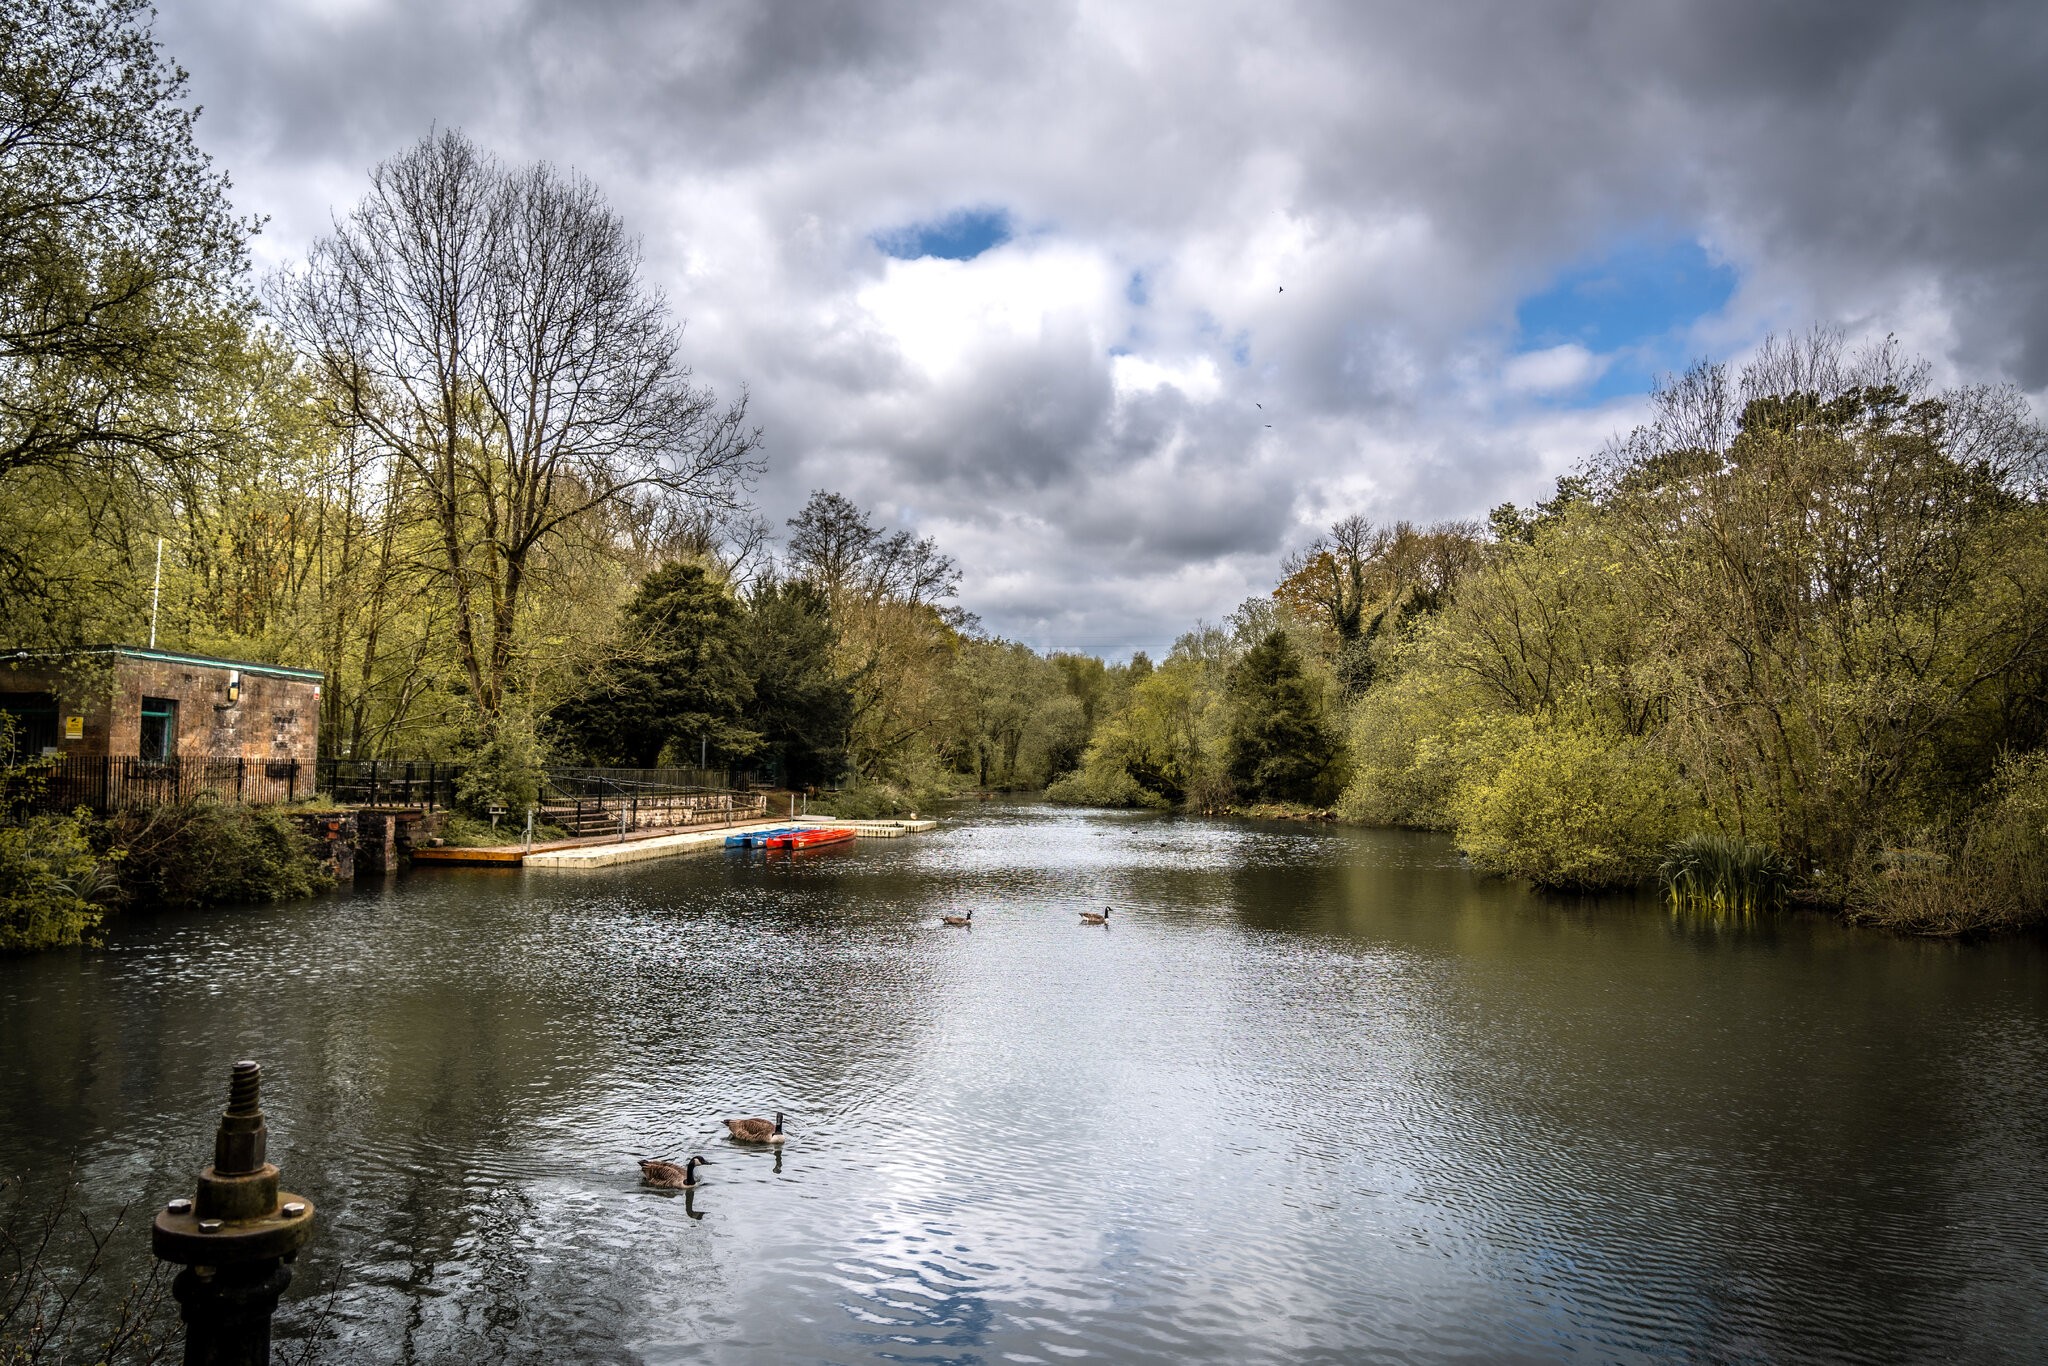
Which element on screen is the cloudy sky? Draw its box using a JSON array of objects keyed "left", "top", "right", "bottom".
[{"left": 157, "top": 0, "right": 2047, "bottom": 658}]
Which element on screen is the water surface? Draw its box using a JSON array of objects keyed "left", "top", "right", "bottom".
[{"left": 3, "top": 803, "right": 2044, "bottom": 1363}]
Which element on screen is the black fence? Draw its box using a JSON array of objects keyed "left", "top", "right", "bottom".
[
  {"left": 4, "top": 755, "right": 308, "bottom": 815},
  {"left": 3, "top": 755, "right": 759, "bottom": 822},
  {"left": 317, "top": 762, "right": 737, "bottom": 813},
  {"left": 318, "top": 759, "right": 464, "bottom": 811}
]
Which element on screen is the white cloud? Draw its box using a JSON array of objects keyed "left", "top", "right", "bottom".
[
  {"left": 1111, "top": 354, "right": 1223, "bottom": 403},
  {"left": 1501, "top": 343, "right": 1605, "bottom": 395}
]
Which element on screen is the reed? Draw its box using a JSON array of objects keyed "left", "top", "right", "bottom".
[{"left": 1659, "top": 833, "right": 1789, "bottom": 918}]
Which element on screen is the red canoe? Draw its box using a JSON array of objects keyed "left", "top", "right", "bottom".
[{"left": 764, "top": 826, "right": 856, "bottom": 851}]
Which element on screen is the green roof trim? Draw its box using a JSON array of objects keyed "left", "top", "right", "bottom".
[{"left": 2, "top": 645, "right": 324, "bottom": 683}]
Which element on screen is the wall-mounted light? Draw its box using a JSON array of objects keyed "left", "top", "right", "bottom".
[{"left": 226, "top": 670, "right": 241, "bottom": 706}]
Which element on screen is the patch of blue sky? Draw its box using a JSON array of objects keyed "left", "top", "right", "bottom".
[
  {"left": 873, "top": 207, "right": 1013, "bottom": 262},
  {"left": 1513, "top": 238, "right": 1737, "bottom": 403},
  {"left": 1126, "top": 270, "right": 1149, "bottom": 306}
]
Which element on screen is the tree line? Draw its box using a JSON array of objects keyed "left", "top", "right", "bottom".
[
  {"left": 6, "top": 2, "right": 2043, "bottom": 943},
  {"left": 1048, "top": 331, "right": 2048, "bottom": 935}
]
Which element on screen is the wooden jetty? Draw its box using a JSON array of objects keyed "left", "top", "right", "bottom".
[{"left": 410, "top": 814, "right": 937, "bottom": 869}]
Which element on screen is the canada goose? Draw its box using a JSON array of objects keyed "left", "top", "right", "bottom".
[
  {"left": 942, "top": 909, "right": 972, "bottom": 926},
  {"left": 1080, "top": 907, "right": 1110, "bottom": 924},
  {"left": 640, "top": 1155, "right": 711, "bottom": 1189},
  {"left": 723, "top": 1112, "right": 786, "bottom": 1144}
]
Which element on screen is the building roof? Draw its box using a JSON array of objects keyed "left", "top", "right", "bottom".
[{"left": 2, "top": 645, "right": 324, "bottom": 683}]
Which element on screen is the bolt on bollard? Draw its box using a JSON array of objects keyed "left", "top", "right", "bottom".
[{"left": 153, "top": 1061, "right": 316, "bottom": 1366}]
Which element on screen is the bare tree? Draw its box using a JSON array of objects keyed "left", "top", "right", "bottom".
[
  {"left": 785, "top": 490, "right": 961, "bottom": 614},
  {"left": 1277, "top": 514, "right": 1486, "bottom": 692},
  {"left": 277, "top": 128, "right": 761, "bottom": 722}
]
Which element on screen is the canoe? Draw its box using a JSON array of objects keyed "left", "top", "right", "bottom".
[
  {"left": 764, "top": 826, "right": 856, "bottom": 851},
  {"left": 724, "top": 826, "right": 804, "bottom": 848}
]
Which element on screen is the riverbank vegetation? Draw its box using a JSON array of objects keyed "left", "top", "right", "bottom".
[
  {"left": 1051, "top": 332, "right": 2048, "bottom": 935},
  {"left": 3, "top": 3, "right": 2043, "bottom": 939}
]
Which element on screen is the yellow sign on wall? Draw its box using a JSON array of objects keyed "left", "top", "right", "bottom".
[{"left": 63, "top": 715, "right": 83, "bottom": 740}]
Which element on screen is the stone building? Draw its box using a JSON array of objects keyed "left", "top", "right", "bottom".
[{"left": 0, "top": 645, "right": 322, "bottom": 766}]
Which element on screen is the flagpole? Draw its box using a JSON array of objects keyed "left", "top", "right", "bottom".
[{"left": 148, "top": 537, "right": 164, "bottom": 648}]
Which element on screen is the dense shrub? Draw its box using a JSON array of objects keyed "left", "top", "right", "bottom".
[
  {"left": 435, "top": 812, "right": 566, "bottom": 848},
  {"left": 1448, "top": 725, "right": 1688, "bottom": 890},
  {"left": 808, "top": 774, "right": 956, "bottom": 819},
  {"left": 452, "top": 714, "right": 547, "bottom": 818},
  {"left": 1847, "top": 751, "right": 2048, "bottom": 935},
  {"left": 1045, "top": 766, "right": 1171, "bottom": 810},
  {"left": 1337, "top": 670, "right": 1510, "bottom": 828},
  {"left": 105, "top": 800, "right": 332, "bottom": 909},
  {"left": 0, "top": 815, "right": 112, "bottom": 952}
]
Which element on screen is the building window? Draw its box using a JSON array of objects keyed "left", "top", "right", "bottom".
[
  {"left": 140, "top": 697, "right": 177, "bottom": 762},
  {"left": 0, "top": 693, "right": 59, "bottom": 759}
]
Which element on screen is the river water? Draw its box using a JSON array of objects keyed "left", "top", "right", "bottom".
[{"left": 2, "top": 803, "right": 2045, "bottom": 1363}]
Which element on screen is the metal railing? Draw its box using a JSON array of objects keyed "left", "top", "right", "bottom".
[
  {"left": 3, "top": 755, "right": 307, "bottom": 815},
  {"left": 545, "top": 765, "right": 729, "bottom": 796},
  {"left": 538, "top": 769, "right": 762, "bottom": 837},
  {"left": 318, "top": 758, "right": 463, "bottom": 811}
]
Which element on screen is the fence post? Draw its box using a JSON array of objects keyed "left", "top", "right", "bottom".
[
  {"left": 236, "top": 758, "right": 245, "bottom": 802},
  {"left": 286, "top": 762, "right": 295, "bottom": 804}
]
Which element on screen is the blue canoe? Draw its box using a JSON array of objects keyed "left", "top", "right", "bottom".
[{"left": 724, "top": 825, "right": 807, "bottom": 848}]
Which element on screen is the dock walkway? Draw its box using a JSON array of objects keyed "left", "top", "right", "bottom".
[{"left": 412, "top": 815, "right": 937, "bottom": 868}]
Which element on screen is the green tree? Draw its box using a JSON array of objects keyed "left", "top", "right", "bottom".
[
  {"left": 0, "top": 0, "right": 256, "bottom": 636},
  {"left": 549, "top": 562, "right": 757, "bottom": 768},
  {"left": 1224, "top": 630, "right": 1342, "bottom": 803},
  {"left": 739, "top": 579, "right": 853, "bottom": 788},
  {"left": 0, "top": 0, "right": 250, "bottom": 485},
  {"left": 783, "top": 491, "right": 969, "bottom": 782}
]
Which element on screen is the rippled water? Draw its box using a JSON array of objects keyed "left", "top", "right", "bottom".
[{"left": 3, "top": 803, "right": 2046, "bottom": 1363}]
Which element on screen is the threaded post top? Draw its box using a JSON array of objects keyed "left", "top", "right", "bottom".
[{"left": 226, "top": 1061, "right": 261, "bottom": 1117}]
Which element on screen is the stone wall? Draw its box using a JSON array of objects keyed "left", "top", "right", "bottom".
[
  {"left": 0, "top": 650, "right": 320, "bottom": 764},
  {"left": 289, "top": 810, "right": 357, "bottom": 881},
  {"left": 109, "top": 657, "right": 320, "bottom": 764}
]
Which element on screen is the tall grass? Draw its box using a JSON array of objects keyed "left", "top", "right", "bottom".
[{"left": 1659, "top": 833, "right": 1789, "bottom": 919}]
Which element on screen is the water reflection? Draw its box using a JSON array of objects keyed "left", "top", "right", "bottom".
[{"left": 0, "top": 801, "right": 2043, "bottom": 1363}]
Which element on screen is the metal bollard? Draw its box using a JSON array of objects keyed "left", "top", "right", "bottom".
[{"left": 153, "top": 1061, "right": 316, "bottom": 1366}]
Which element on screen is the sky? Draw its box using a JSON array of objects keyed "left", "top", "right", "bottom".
[{"left": 155, "top": 0, "right": 2048, "bottom": 660}]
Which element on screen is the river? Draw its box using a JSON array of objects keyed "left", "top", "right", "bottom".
[{"left": 3, "top": 802, "right": 2045, "bottom": 1363}]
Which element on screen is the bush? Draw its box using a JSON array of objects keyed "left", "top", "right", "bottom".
[
  {"left": 807, "top": 785, "right": 908, "bottom": 819},
  {"left": 453, "top": 713, "right": 547, "bottom": 818},
  {"left": 1449, "top": 725, "right": 1689, "bottom": 890},
  {"left": 1848, "top": 750, "right": 2048, "bottom": 935},
  {"left": 106, "top": 799, "right": 332, "bottom": 909},
  {"left": 1334, "top": 667, "right": 1491, "bottom": 829},
  {"left": 808, "top": 776, "right": 956, "bottom": 819},
  {"left": 1045, "top": 764, "right": 1172, "bottom": 810},
  {"left": 0, "top": 814, "right": 111, "bottom": 952}
]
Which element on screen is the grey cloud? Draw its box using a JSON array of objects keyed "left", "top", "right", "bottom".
[{"left": 155, "top": 0, "right": 2048, "bottom": 658}]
